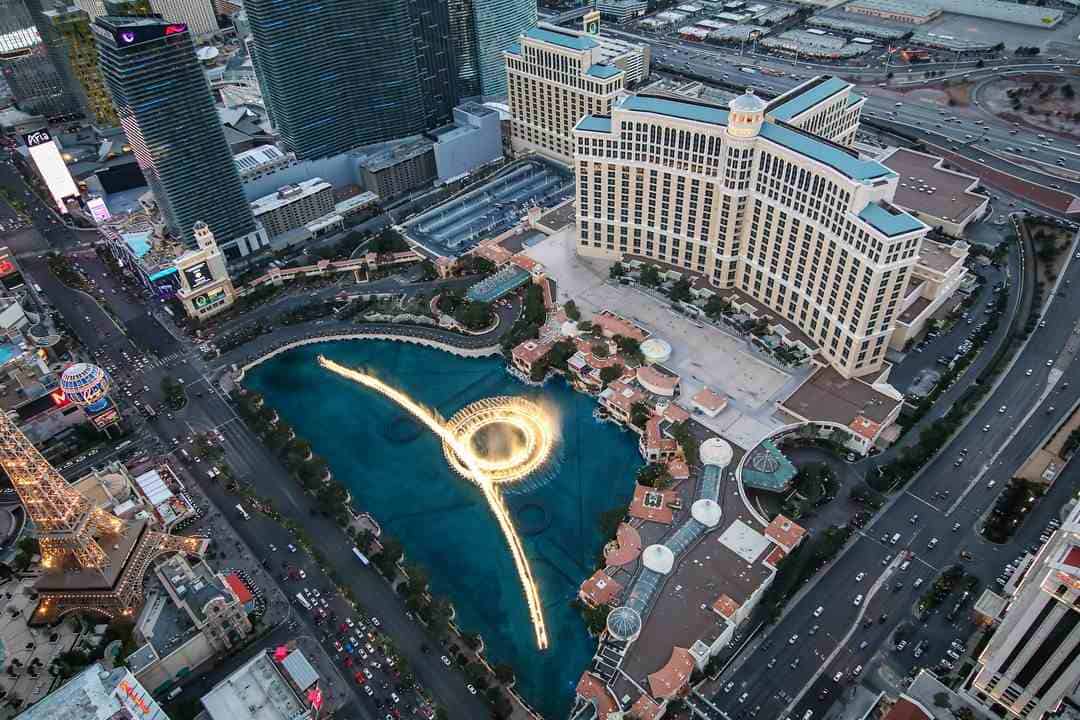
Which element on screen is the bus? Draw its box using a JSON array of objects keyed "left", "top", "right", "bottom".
[
  {"left": 295, "top": 593, "right": 311, "bottom": 610},
  {"left": 235, "top": 504, "right": 250, "bottom": 520},
  {"left": 352, "top": 547, "right": 370, "bottom": 566},
  {"left": 115, "top": 440, "right": 133, "bottom": 452}
]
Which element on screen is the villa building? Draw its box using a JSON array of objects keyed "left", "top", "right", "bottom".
[{"left": 573, "top": 81, "right": 930, "bottom": 379}]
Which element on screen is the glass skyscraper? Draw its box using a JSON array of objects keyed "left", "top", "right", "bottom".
[
  {"left": 94, "top": 16, "right": 256, "bottom": 246},
  {"left": 409, "top": 0, "right": 457, "bottom": 130},
  {"left": 471, "top": 0, "right": 535, "bottom": 97},
  {"left": 0, "top": 0, "right": 82, "bottom": 120},
  {"left": 244, "top": 0, "right": 427, "bottom": 161}
]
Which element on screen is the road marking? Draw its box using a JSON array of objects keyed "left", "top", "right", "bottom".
[
  {"left": 780, "top": 555, "right": 900, "bottom": 720},
  {"left": 905, "top": 491, "right": 943, "bottom": 513}
]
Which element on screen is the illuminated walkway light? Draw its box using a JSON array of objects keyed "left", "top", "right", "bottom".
[{"left": 318, "top": 356, "right": 554, "bottom": 650}]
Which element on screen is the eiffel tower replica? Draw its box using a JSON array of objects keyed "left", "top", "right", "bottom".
[{"left": 0, "top": 410, "right": 208, "bottom": 623}]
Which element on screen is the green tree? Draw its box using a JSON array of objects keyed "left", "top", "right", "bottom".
[
  {"left": 609, "top": 262, "right": 626, "bottom": 279},
  {"left": 599, "top": 364, "right": 623, "bottom": 386},
  {"left": 630, "top": 401, "right": 651, "bottom": 430},
  {"left": 1063, "top": 83, "right": 1075, "bottom": 100},
  {"left": 563, "top": 299, "right": 581, "bottom": 321},
  {"left": 613, "top": 334, "right": 643, "bottom": 364},
  {"left": 592, "top": 342, "right": 610, "bottom": 358},
  {"left": 639, "top": 264, "right": 661, "bottom": 287},
  {"left": 705, "top": 294, "right": 730, "bottom": 318},
  {"left": 419, "top": 260, "right": 438, "bottom": 281},
  {"left": 493, "top": 663, "right": 515, "bottom": 684},
  {"left": 670, "top": 277, "right": 692, "bottom": 302},
  {"left": 670, "top": 420, "right": 699, "bottom": 466}
]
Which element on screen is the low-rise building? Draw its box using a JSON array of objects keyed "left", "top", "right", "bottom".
[
  {"left": 233, "top": 145, "right": 297, "bottom": 183},
  {"left": 843, "top": 0, "right": 942, "bottom": 24},
  {"left": 429, "top": 102, "right": 503, "bottom": 184},
  {"left": 14, "top": 663, "right": 169, "bottom": 720},
  {"left": 890, "top": 237, "right": 970, "bottom": 350},
  {"left": 130, "top": 554, "right": 253, "bottom": 693},
  {"left": 358, "top": 137, "right": 436, "bottom": 201},
  {"left": 200, "top": 647, "right": 319, "bottom": 720},
  {"left": 250, "top": 178, "right": 336, "bottom": 239},
  {"left": 880, "top": 148, "right": 989, "bottom": 238}
]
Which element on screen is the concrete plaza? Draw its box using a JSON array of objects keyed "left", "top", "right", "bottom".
[{"left": 524, "top": 230, "right": 810, "bottom": 449}]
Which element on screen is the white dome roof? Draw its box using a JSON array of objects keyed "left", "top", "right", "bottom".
[
  {"left": 641, "top": 338, "right": 672, "bottom": 364},
  {"left": 642, "top": 544, "right": 675, "bottom": 574},
  {"left": 691, "top": 498, "right": 721, "bottom": 528},
  {"left": 729, "top": 88, "right": 767, "bottom": 113},
  {"left": 700, "top": 437, "right": 734, "bottom": 467}
]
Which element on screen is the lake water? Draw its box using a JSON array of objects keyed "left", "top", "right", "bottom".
[{"left": 245, "top": 340, "right": 641, "bottom": 717}]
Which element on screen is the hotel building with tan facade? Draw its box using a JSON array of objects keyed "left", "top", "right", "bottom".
[
  {"left": 572, "top": 82, "right": 929, "bottom": 379},
  {"left": 505, "top": 25, "right": 649, "bottom": 165}
]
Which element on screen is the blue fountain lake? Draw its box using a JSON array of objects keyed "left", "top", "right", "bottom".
[{"left": 244, "top": 340, "right": 642, "bottom": 717}]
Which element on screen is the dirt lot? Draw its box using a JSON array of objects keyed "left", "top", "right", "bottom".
[{"left": 982, "top": 75, "right": 1080, "bottom": 137}]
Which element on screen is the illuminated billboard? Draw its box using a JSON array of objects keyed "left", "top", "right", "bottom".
[
  {"left": 182, "top": 261, "right": 211, "bottom": 290},
  {"left": 22, "top": 129, "right": 79, "bottom": 214},
  {"left": 87, "top": 196, "right": 111, "bottom": 223},
  {"left": 193, "top": 287, "right": 226, "bottom": 311}
]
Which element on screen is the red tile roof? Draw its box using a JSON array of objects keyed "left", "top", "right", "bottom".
[
  {"left": 630, "top": 693, "right": 663, "bottom": 720},
  {"left": 576, "top": 673, "right": 619, "bottom": 718},
  {"left": 579, "top": 570, "right": 623, "bottom": 607},
  {"left": 765, "top": 515, "right": 807, "bottom": 552},
  {"left": 883, "top": 697, "right": 932, "bottom": 720},
  {"left": 1063, "top": 546, "right": 1080, "bottom": 569},
  {"left": 593, "top": 311, "right": 648, "bottom": 342},
  {"left": 712, "top": 594, "right": 740, "bottom": 620},
  {"left": 636, "top": 365, "right": 680, "bottom": 394},
  {"left": 604, "top": 523, "right": 643, "bottom": 567},
  {"left": 628, "top": 484, "right": 676, "bottom": 525},
  {"left": 692, "top": 387, "right": 728, "bottom": 414},
  {"left": 225, "top": 573, "right": 253, "bottom": 604},
  {"left": 647, "top": 646, "right": 694, "bottom": 699}
]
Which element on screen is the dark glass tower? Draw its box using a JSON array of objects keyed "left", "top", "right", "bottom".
[
  {"left": 0, "top": 0, "right": 81, "bottom": 120},
  {"left": 94, "top": 16, "right": 256, "bottom": 246},
  {"left": 244, "top": 0, "right": 427, "bottom": 161},
  {"left": 409, "top": 0, "right": 457, "bottom": 129}
]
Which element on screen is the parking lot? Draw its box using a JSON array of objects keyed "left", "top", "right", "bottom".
[{"left": 524, "top": 230, "right": 808, "bottom": 448}]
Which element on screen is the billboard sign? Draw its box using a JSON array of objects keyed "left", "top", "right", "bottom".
[
  {"left": 87, "top": 196, "right": 111, "bottom": 223},
  {"left": 22, "top": 129, "right": 78, "bottom": 214},
  {"left": 192, "top": 287, "right": 226, "bottom": 311},
  {"left": 101, "top": 22, "right": 188, "bottom": 48},
  {"left": 182, "top": 260, "right": 211, "bottom": 290}
]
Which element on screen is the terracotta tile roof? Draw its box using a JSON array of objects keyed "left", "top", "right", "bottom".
[
  {"left": 647, "top": 646, "right": 694, "bottom": 699},
  {"left": 1064, "top": 546, "right": 1080, "bottom": 569},
  {"left": 579, "top": 570, "right": 623, "bottom": 607},
  {"left": 712, "top": 594, "right": 740, "bottom": 620},
  {"left": 765, "top": 515, "right": 807, "bottom": 552},
  {"left": 604, "top": 522, "right": 643, "bottom": 566},
  {"left": 764, "top": 545, "right": 787, "bottom": 569},
  {"left": 663, "top": 403, "right": 691, "bottom": 423},
  {"left": 512, "top": 339, "right": 553, "bottom": 365},
  {"left": 602, "top": 379, "right": 647, "bottom": 414},
  {"left": 628, "top": 484, "right": 676, "bottom": 525},
  {"left": 576, "top": 673, "right": 619, "bottom": 718},
  {"left": 636, "top": 365, "right": 680, "bottom": 394},
  {"left": 667, "top": 459, "right": 689, "bottom": 480},
  {"left": 883, "top": 697, "right": 933, "bottom": 720},
  {"left": 850, "top": 415, "right": 883, "bottom": 441},
  {"left": 643, "top": 416, "right": 678, "bottom": 455},
  {"left": 692, "top": 387, "right": 728, "bottom": 413},
  {"left": 594, "top": 310, "right": 648, "bottom": 342},
  {"left": 630, "top": 693, "right": 663, "bottom": 720},
  {"left": 470, "top": 241, "right": 512, "bottom": 266}
]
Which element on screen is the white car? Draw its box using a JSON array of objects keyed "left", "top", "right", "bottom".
[
  {"left": 855, "top": 572, "right": 865, "bottom": 582},
  {"left": 467, "top": 684, "right": 477, "bottom": 695},
  {"left": 288, "top": 544, "right": 297, "bottom": 553},
  {"left": 440, "top": 655, "right": 451, "bottom": 667},
  {"left": 853, "top": 594, "right": 863, "bottom": 606}
]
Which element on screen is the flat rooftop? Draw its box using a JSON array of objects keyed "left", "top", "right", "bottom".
[
  {"left": 13, "top": 664, "right": 130, "bottom": 720},
  {"left": 35, "top": 520, "right": 147, "bottom": 591},
  {"left": 881, "top": 148, "right": 986, "bottom": 225},
  {"left": 201, "top": 651, "right": 307, "bottom": 720},
  {"left": 780, "top": 366, "right": 902, "bottom": 428},
  {"left": 250, "top": 178, "right": 332, "bottom": 216},
  {"left": 917, "top": 237, "right": 965, "bottom": 274}
]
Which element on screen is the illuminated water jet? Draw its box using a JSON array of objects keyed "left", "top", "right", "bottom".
[{"left": 317, "top": 355, "right": 554, "bottom": 650}]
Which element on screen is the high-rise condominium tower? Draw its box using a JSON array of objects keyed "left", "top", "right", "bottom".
[
  {"left": 94, "top": 16, "right": 257, "bottom": 246},
  {"left": 244, "top": 0, "right": 427, "bottom": 160}
]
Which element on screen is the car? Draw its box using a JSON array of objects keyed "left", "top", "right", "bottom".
[
  {"left": 723, "top": 682, "right": 735, "bottom": 693},
  {"left": 952, "top": 522, "right": 961, "bottom": 532},
  {"left": 268, "top": 543, "right": 277, "bottom": 552},
  {"left": 854, "top": 594, "right": 863, "bottom": 606},
  {"left": 983, "top": 424, "right": 991, "bottom": 432},
  {"left": 789, "top": 634, "right": 798, "bottom": 645},
  {"left": 288, "top": 544, "right": 297, "bottom": 553},
  {"left": 364, "top": 685, "right": 373, "bottom": 696},
  {"left": 927, "top": 537, "right": 939, "bottom": 549},
  {"left": 467, "top": 684, "right": 477, "bottom": 695},
  {"left": 914, "top": 577, "right": 924, "bottom": 588},
  {"left": 999, "top": 405, "right": 1007, "bottom": 413},
  {"left": 882, "top": 554, "right": 892, "bottom": 565},
  {"left": 809, "top": 625, "right": 819, "bottom": 636},
  {"left": 790, "top": 658, "right": 801, "bottom": 669},
  {"left": 987, "top": 480, "right": 996, "bottom": 489},
  {"left": 298, "top": 569, "right": 306, "bottom": 579},
  {"left": 814, "top": 606, "right": 824, "bottom": 617},
  {"left": 371, "top": 616, "right": 380, "bottom": 626},
  {"left": 852, "top": 665, "right": 863, "bottom": 676},
  {"left": 1026, "top": 369, "right": 1033, "bottom": 376},
  {"left": 896, "top": 640, "right": 908, "bottom": 651},
  {"left": 768, "top": 658, "right": 777, "bottom": 668},
  {"left": 739, "top": 692, "right": 749, "bottom": 703},
  {"left": 834, "top": 671, "right": 843, "bottom": 682},
  {"left": 1047, "top": 359, "right": 1053, "bottom": 367},
  {"left": 855, "top": 572, "right": 865, "bottom": 582}
]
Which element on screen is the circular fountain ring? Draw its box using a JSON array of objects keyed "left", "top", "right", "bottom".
[{"left": 441, "top": 396, "right": 555, "bottom": 486}]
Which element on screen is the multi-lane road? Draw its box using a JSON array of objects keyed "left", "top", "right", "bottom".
[{"left": 697, "top": 227, "right": 1080, "bottom": 720}]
